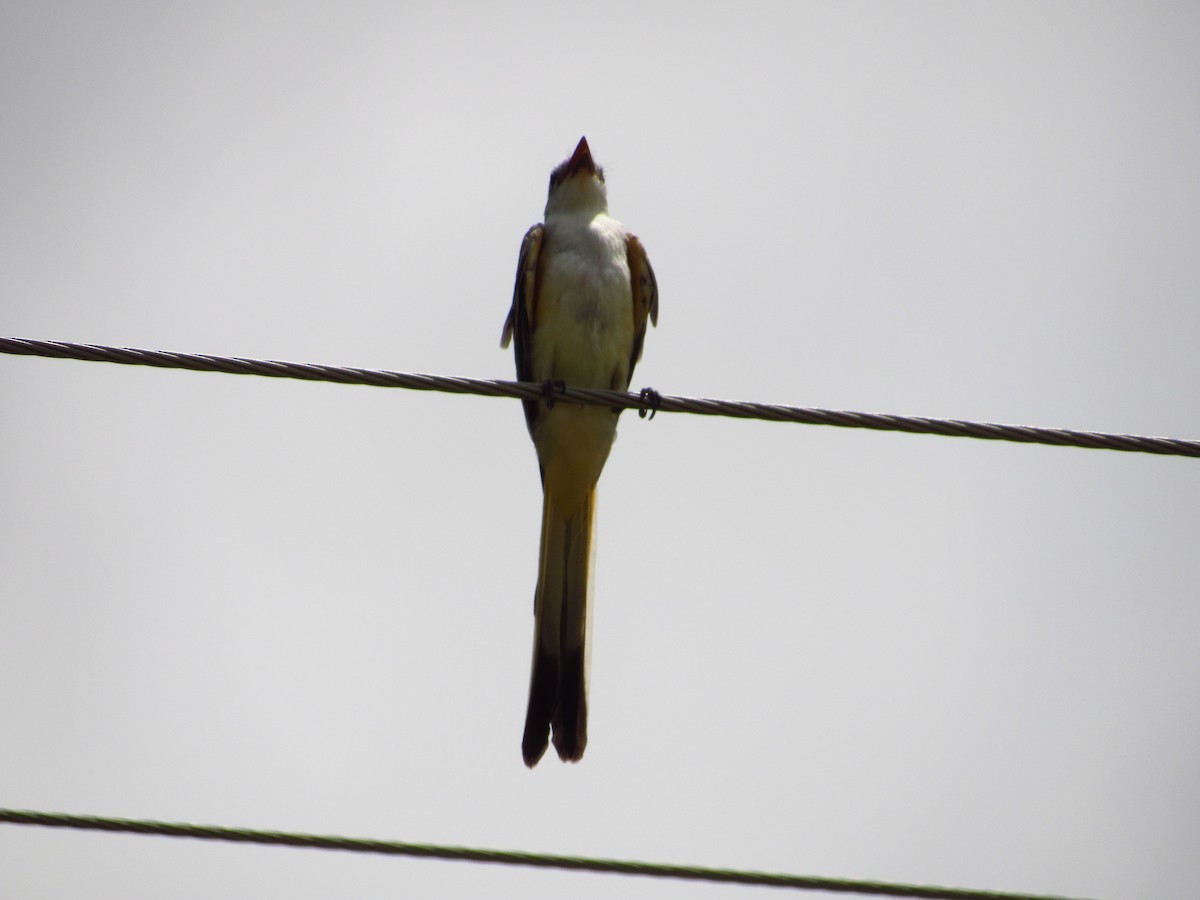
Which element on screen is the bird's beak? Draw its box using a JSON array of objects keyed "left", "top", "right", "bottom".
[{"left": 565, "top": 136, "right": 596, "bottom": 176}]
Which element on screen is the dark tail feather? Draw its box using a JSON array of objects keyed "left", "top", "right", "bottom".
[
  {"left": 552, "top": 642, "right": 587, "bottom": 761},
  {"left": 522, "top": 646, "right": 557, "bottom": 767},
  {"left": 522, "top": 486, "right": 594, "bottom": 767}
]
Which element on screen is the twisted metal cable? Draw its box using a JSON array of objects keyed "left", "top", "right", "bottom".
[
  {"left": 0, "top": 808, "right": 1095, "bottom": 900},
  {"left": 2, "top": 336, "right": 1196, "bottom": 458}
]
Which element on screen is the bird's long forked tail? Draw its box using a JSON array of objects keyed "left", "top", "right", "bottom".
[{"left": 522, "top": 485, "right": 596, "bottom": 767}]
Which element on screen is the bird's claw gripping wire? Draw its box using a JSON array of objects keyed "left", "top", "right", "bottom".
[
  {"left": 637, "top": 387, "right": 661, "bottom": 420},
  {"left": 541, "top": 379, "right": 567, "bottom": 410}
]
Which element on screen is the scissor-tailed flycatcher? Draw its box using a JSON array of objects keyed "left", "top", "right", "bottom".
[{"left": 501, "top": 137, "right": 658, "bottom": 767}]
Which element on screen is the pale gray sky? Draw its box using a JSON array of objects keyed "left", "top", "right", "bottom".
[{"left": 2, "top": 3, "right": 1199, "bottom": 898}]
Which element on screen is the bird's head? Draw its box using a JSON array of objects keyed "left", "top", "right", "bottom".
[{"left": 544, "top": 136, "right": 608, "bottom": 217}]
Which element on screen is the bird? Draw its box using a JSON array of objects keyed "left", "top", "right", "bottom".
[{"left": 501, "top": 136, "right": 658, "bottom": 767}]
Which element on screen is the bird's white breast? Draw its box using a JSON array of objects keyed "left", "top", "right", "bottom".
[
  {"left": 533, "top": 212, "right": 634, "bottom": 391},
  {"left": 530, "top": 210, "right": 635, "bottom": 509}
]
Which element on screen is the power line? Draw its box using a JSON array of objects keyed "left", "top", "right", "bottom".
[
  {"left": 0, "top": 808, "right": 1097, "bottom": 900},
  {"left": 2, "top": 335, "right": 1196, "bottom": 458}
]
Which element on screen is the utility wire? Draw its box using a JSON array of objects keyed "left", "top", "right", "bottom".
[
  {"left": 0, "top": 808, "right": 1096, "bottom": 900},
  {"left": 2, "top": 336, "right": 1196, "bottom": 458}
]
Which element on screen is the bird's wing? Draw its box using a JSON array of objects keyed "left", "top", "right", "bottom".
[
  {"left": 501, "top": 223, "right": 545, "bottom": 435},
  {"left": 625, "top": 234, "right": 658, "bottom": 379}
]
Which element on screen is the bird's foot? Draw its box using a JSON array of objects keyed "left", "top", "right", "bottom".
[
  {"left": 541, "top": 379, "right": 567, "bottom": 410},
  {"left": 637, "top": 387, "right": 661, "bottom": 420}
]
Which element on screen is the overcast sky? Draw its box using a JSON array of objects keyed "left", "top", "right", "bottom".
[{"left": 2, "top": 3, "right": 1199, "bottom": 899}]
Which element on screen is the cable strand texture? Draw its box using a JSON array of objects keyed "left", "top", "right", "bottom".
[
  {"left": 0, "top": 809, "right": 1098, "bottom": 900},
  {"left": 2, "top": 336, "right": 1196, "bottom": 458}
]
